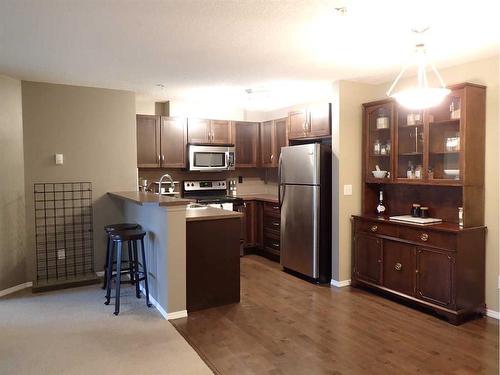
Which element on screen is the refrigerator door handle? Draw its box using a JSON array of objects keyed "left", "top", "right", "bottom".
[{"left": 278, "top": 153, "right": 284, "bottom": 209}]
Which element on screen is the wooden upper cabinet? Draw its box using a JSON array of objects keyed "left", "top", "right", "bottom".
[
  {"left": 275, "top": 117, "right": 287, "bottom": 160},
  {"left": 260, "top": 118, "right": 288, "bottom": 168},
  {"left": 160, "top": 117, "right": 187, "bottom": 168},
  {"left": 233, "top": 121, "right": 259, "bottom": 168},
  {"left": 288, "top": 103, "right": 331, "bottom": 140},
  {"left": 308, "top": 103, "right": 331, "bottom": 138},
  {"left": 137, "top": 115, "right": 160, "bottom": 168},
  {"left": 210, "top": 120, "right": 231, "bottom": 144},
  {"left": 260, "top": 121, "right": 274, "bottom": 167},
  {"left": 187, "top": 118, "right": 210, "bottom": 144},
  {"left": 187, "top": 118, "right": 231, "bottom": 144},
  {"left": 288, "top": 110, "right": 308, "bottom": 140}
]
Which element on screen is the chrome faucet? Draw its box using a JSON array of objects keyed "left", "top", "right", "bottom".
[{"left": 157, "top": 174, "right": 175, "bottom": 194}]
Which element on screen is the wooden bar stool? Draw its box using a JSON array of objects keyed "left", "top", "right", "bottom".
[
  {"left": 104, "top": 229, "right": 152, "bottom": 315},
  {"left": 102, "top": 223, "right": 141, "bottom": 290}
]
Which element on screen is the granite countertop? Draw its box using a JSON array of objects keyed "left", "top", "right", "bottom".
[
  {"left": 186, "top": 206, "right": 243, "bottom": 222},
  {"left": 235, "top": 194, "right": 278, "bottom": 204},
  {"left": 108, "top": 191, "right": 191, "bottom": 207}
]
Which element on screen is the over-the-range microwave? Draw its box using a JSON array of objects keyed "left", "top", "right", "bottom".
[{"left": 188, "top": 144, "right": 235, "bottom": 172}]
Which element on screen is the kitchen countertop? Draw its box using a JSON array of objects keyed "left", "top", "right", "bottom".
[
  {"left": 235, "top": 194, "right": 278, "bottom": 204},
  {"left": 108, "top": 191, "right": 191, "bottom": 207},
  {"left": 186, "top": 206, "right": 243, "bottom": 222}
]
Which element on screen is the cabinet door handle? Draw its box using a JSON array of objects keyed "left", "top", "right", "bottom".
[
  {"left": 394, "top": 262, "right": 402, "bottom": 271},
  {"left": 420, "top": 233, "right": 429, "bottom": 241},
  {"left": 270, "top": 154, "right": 274, "bottom": 162},
  {"left": 371, "top": 225, "right": 378, "bottom": 232},
  {"left": 161, "top": 155, "right": 165, "bottom": 161},
  {"left": 272, "top": 242, "right": 280, "bottom": 248},
  {"left": 377, "top": 259, "right": 382, "bottom": 263},
  {"left": 157, "top": 155, "right": 161, "bottom": 162}
]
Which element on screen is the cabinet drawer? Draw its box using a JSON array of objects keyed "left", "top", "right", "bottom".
[
  {"left": 355, "top": 220, "right": 397, "bottom": 237},
  {"left": 263, "top": 215, "right": 280, "bottom": 233},
  {"left": 399, "top": 227, "right": 456, "bottom": 250},
  {"left": 263, "top": 202, "right": 280, "bottom": 217},
  {"left": 263, "top": 234, "right": 280, "bottom": 255}
]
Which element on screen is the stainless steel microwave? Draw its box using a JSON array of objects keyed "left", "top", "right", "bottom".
[{"left": 188, "top": 145, "right": 235, "bottom": 171}]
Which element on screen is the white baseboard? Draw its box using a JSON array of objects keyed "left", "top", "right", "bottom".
[
  {"left": 139, "top": 284, "right": 187, "bottom": 320},
  {"left": 330, "top": 279, "right": 351, "bottom": 288},
  {"left": 486, "top": 309, "right": 499, "bottom": 320},
  {"left": 167, "top": 310, "right": 188, "bottom": 320},
  {"left": 0, "top": 282, "right": 33, "bottom": 298}
]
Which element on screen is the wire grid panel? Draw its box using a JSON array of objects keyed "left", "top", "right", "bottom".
[{"left": 34, "top": 182, "right": 94, "bottom": 282}]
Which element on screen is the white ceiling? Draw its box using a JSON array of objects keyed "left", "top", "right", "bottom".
[{"left": 0, "top": 0, "right": 499, "bottom": 109}]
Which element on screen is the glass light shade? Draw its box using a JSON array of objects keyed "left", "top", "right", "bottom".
[{"left": 390, "top": 87, "right": 451, "bottom": 110}]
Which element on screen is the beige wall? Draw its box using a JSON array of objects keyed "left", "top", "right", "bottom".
[
  {"left": 22, "top": 82, "right": 138, "bottom": 281},
  {"left": 332, "top": 81, "right": 386, "bottom": 281},
  {"left": 0, "top": 75, "right": 27, "bottom": 290}
]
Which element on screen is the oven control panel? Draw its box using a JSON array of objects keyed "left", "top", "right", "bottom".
[{"left": 183, "top": 180, "right": 226, "bottom": 191}]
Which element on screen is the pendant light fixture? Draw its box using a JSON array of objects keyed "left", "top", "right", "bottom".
[{"left": 387, "top": 28, "right": 450, "bottom": 109}]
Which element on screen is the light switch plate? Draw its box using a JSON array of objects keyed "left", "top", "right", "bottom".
[
  {"left": 55, "top": 154, "right": 63, "bottom": 165},
  {"left": 343, "top": 184, "right": 353, "bottom": 196}
]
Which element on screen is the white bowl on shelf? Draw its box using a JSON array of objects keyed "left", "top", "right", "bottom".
[
  {"left": 444, "top": 169, "right": 460, "bottom": 178},
  {"left": 372, "top": 170, "right": 387, "bottom": 178}
]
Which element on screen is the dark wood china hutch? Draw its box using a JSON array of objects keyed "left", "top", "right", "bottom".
[{"left": 353, "top": 83, "right": 487, "bottom": 325}]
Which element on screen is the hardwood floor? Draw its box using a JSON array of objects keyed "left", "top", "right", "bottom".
[{"left": 171, "top": 255, "right": 499, "bottom": 375}]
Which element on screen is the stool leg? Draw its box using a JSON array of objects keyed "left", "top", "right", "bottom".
[
  {"left": 133, "top": 240, "right": 141, "bottom": 299},
  {"left": 128, "top": 240, "right": 135, "bottom": 285},
  {"left": 104, "top": 239, "right": 114, "bottom": 305},
  {"left": 114, "top": 241, "right": 122, "bottom": 315},
  {"left": 140, "top": 238, "right": 152, "bottom": 308},
  {"left": 102, "top": 236, "right": 110, "bottom": 290}
]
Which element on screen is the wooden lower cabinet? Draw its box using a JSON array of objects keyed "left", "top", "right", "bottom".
[
  {"left": 243, "top": 200, "right": 280, "bottom": 261},
  {"left": 353, "top": 233, "right": 381, "bottom": 284},
  {"left": 382, "top": 240, "right": 416, "bottom": 296},
  {"left": 352, "top": 216, "right": 485, "bottom": 325},
  {"left": 416, "top": 247, "right": 454, "bottom": 307}
]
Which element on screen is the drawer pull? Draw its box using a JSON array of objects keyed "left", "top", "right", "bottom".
[
  {"left": 272, "top": 242, "right": 280, "bottom": 248},
  {"left": 272, "top": 222, "right": 280, "bottom": 226},
  {"left": 272, "top": 206, "right": 280, "bottom": 210},
  {"left": 420, "top": 233, "right": 429, "bottom": 241},
  {"left": 371, "top": 225, "right": 378, "bottom": 232},
  {"left": 394, "top": 262, "right": 402, "bottom": 271}
]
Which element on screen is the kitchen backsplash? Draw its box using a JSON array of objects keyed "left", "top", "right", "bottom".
[{"left": 138, "top": 168, "right": 278, "bottom": 196}]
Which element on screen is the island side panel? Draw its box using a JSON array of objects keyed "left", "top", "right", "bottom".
[
  {"left": 122, "top": 200, "right": 187, "bottom": 319},
  {"left": 186, "top": 218, "right": 241, "bottom": 312}
]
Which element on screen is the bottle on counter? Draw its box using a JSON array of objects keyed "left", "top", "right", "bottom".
[
  {"left": 375, "top": 189, "right": 387, "bottom": 216},
  {"left": 420, "top": 207, "right": 429, "bottom": 219},
  {"left": 411, "top": 204, "right": 421, "bottom": 217}
]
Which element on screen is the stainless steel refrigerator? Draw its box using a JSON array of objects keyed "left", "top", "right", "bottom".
[{"left": 279, "top": 143, "right": 332, "bottom": 283}]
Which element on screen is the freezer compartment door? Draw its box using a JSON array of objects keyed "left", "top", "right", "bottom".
[
  {"left": 280, "top": 184, "right": 320, "bottom": 278},
  {"left": 279, "top": 144, "right": 321, "bottom": 185}
]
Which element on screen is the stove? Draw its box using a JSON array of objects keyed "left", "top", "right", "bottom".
[{"left": 183, "top": 180, "right": 244, "bottom": 211}]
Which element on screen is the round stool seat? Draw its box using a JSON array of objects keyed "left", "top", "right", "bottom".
[
  {"left": 104, "top": 223, "right": 141, "bottom": 234},
  {"left": 109, "top": 229, "right": 146, "bottom": 242}
]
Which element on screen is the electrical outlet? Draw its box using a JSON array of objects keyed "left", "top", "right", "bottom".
[{"left": 57, "top": 249, "right": 66, "bottom": 260}]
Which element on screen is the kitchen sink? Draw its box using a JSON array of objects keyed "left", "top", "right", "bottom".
[{"left": 187, "top": 203, "right": 208, "bottom": 210}]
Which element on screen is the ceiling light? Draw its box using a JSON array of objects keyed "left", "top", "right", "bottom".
[{"left": 387, "top": 28, "right": 450, "bottom": 110}]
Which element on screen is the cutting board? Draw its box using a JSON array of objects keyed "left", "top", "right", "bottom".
[{"left": 389, "top": 215, "right": 442, "bottom": 225}]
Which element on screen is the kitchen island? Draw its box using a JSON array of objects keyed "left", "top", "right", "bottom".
[
  {"left": 186, "top": 206, "right": 242, "bottom": 312},
  {"left": 108, "top": 191, "right": 242, "bottom": 318}
]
